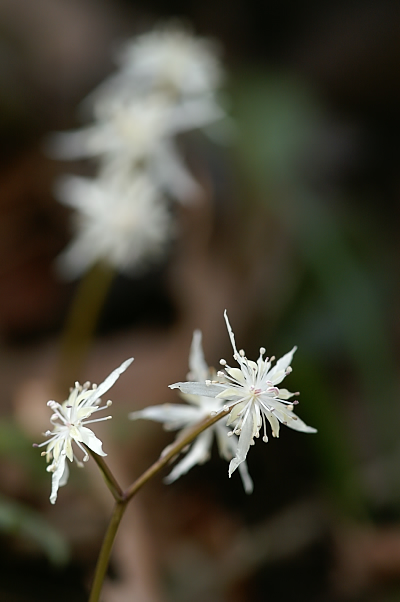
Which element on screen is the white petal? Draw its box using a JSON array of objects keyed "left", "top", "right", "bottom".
[
  {"left": 272, "top": 405, "right": 317, "bottom": 433},
  {"left": 164, "top": 429, "right": 214, "bottom": 483},
  {"left": 78, "top": 427, "right": 107, "bottom": 456},
  {"left": 169, "top": 381, "right": 224, "bottom": 397},
  {"left": 215, "top": 424, "right": 254, "bottom": 494},
  {"left": 223, "top": 310, "right": 239, "bottom": 357},
  {"left": 238, "top": 461, "right": 254, "bottom": 494},
  {"left": 216, "top": 387, "right": 243, "bottom": 401},
  {"left": 268, "top": 347, "right": 297, "bottom": 385},
  {"left": 84, "top": 358, "right": 134, "bottom": 406},
  {"left": 49, "top": 454, "right": 68, "bottom": 504},
  {"left": 225, "top": 367, "right": 246, "bottom": 384},
  {"left": 228, "top": 406, "right": 254, "bottom": 477},
  {"left": 226, "top": 401, "right": 246, "bottom": 426},
  {"left": 129, "top": 404, "right": 201, "bottom": 429},
  {"left": 278, "top": 388, "right": 296, "bottom": 400},
  {"left": 188, "top": 330, "right": 209, "bottom": 382}
]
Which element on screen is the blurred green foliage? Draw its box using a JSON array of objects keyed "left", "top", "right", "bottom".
[{"left": 230, "top": 72, "right": 400, "bottom": 516}]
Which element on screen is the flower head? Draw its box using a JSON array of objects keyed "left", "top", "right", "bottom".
[
  {"left": 55, "top": 174, "right": 173, "bottom": 278},
  {"left": 35, "top": 358, "right": 133, "bottom": 503},
  {"left": 130, "top": 330, "right": 253, "bottom": 493},
  {"left": 170, "top": 311, "right": 316, "bottom": 480}
]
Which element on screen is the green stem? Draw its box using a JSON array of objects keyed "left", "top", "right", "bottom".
[
  {"left": 124, "top": 407, "right": 231, "bottom": 501},
  {"left": 88, "top": 406, "right": 232, "bottom": 601},
  {"left": 89, "top": 452, "right": 124, "bottom": 502},
  {"left": 88, "top": 501, "right": 126, "bottom": 602}
]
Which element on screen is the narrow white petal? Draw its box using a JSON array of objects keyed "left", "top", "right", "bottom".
[
  {"left": 223, "top": 310, "right": 239, "bottom": 357},
  {"left": 273, "top": 406, "right": 317, "bottom": 433},
  {"left": 50, "top": 454, "right": 67, "bottom": 504},
  {"left": 85, "top": 358, "right": 134, "bottom": 405},
  {"left": 228, "top": 407, "right": 254, "bottom": 477},
  {"left": 188, "top": 330, "right": 209, "bottom": 382},
  {"left": 238, "top": 461, "right": 254, "bottom": 494},
  {"left": 169, "top": 381, "right": 224, "bottom": 397},
  {"left": 278, "top": 388, "right": 296, "bottom": 400},
  {"left": 164, "top": 429, "right": 213, "bottom": 483},
  {"left": 268, "top": 347, "right": 297, "bottom": 385},
  {"left": 129, "top": 404, "right": 200, "bottom": 429}
]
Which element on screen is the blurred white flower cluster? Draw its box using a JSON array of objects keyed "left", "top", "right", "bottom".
[{"left": 50, "top": 22, "right": 226, "bottom": 278}]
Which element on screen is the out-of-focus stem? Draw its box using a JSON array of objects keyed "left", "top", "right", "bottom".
[{"left": 54, "top": 262, "right": 115, "bottom": 394}]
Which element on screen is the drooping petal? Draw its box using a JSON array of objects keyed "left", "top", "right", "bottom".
[
  {"left": 215, "top": 424, "right": 254, "bottom": 494},
  {"left": 228, "top": 405, "right": 255, "bottom": 477},
  {"left": 79, "top": 427, "right": 107, "bottom": 456},
  {"left": 238, "top": 460, "right": 254, "bottom": 494},
  {"left": 49, "top": 454, "right": 68, "bottom": 504}
]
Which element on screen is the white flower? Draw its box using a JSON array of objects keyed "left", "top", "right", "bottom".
[
  {"left": 55, "top": 173, "right": 173, "bottom": 278},
  {"left": 49, "top": 93, "right": 223, "bottom": 203},
  {"left": 130, "top": 330, "right": 253, "bottom": 493},
  {"left": 35, "top": 358, "right": 133, "bottom": 503},
  {"left": 91, "top": 22, "right": 223, "bottom": 111},
  {"left": 170, "top": 311, "right": 316, "bottom": 479}
]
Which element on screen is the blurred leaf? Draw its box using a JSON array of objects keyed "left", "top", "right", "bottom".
[{"left": 0, "top": 494, "right": 69, "bottom": 565}]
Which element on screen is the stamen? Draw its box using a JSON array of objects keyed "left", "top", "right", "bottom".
[
  {"left": 220, "top": 359, "right": 226, "bottom": 366},
  {"left": 285, "top": 366, "right": 292, "bottom": 375},
  {"left": 262, "top": 435, "right": 268, "bottom": 443},
  {"left": 259, "top": 347, "right": 266, "bottom": 355},
  {"left": 83, "top": 416, "right": 112, "bottom": 424},
  {"left": 239, "top": 349, "right": 245, "bottom": 357}
]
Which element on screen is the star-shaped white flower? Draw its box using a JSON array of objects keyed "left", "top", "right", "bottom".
[
  {"left": 170, "top": 311, "right": 316, "bottom": 479},
  {"left": 130, "top": 330, "right": 253, "bottom": 493},
  {"left": 35, "top": 358, "right": 133, "bottom": 503}
]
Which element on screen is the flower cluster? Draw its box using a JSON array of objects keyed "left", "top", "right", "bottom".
[
  {"left": 170, "top": 311, "right": 316, "bottom": 479},
  {"left": 49, "top": 22, "right": 225, "bottom": 278},
  {"left": 36, "top": 313, "right": 316, "bottom": 502},
  {"left": 35, "top": 358, "right": 133, "bottom": 503},
  {"left": 130, "top": 330, "right": 254, "bottom": 493}
]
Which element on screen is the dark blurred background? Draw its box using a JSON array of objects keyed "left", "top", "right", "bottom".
[{"left": 1, "top": 1, "right": 400, "bottom": 600}]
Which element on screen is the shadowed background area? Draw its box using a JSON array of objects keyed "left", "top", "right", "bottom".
[{"left": 0, "top": 0, "right": 400, "bottom": 600}]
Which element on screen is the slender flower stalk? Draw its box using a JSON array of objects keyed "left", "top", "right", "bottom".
[{"left": 87, "top": 404, "right": 233, "bottom": 602}]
